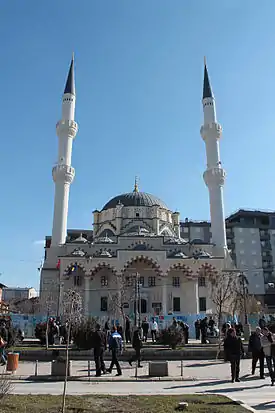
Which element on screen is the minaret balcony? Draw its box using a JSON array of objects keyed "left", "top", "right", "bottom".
[
  {"left": 200, "top": 123, "right": 222, "bottom": 140},
  {"left": 52, "top": 164, "right": 75, "bottom": 184},
  {"left": 203, "top": 167, "right": 225, "bottom": 187},
  {"left": 56, "top": 120, "right": 78, "bottom": 139}
]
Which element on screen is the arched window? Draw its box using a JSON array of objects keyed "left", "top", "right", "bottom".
[{"left": 141, "top": 299, "right": 147, "bottom": 314}]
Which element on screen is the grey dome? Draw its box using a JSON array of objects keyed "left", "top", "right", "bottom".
[{"left": 102, "top": 192, "right": 168, "bottom": 211}]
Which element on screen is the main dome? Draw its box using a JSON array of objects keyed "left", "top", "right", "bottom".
[{"left": 102, "top": 191, "right": 169, "bottom": 211}]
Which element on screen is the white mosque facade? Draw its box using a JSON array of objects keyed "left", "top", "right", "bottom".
[{"left": 40, "top": 57, "right": 234, "bottom": 320}]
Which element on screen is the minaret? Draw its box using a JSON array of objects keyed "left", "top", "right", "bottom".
[
  {"left": 51, "top": 55, "right": 78, "bottom": 246},
  {"left": 200, "top": 58, "right": 227, "bottom": 254}
]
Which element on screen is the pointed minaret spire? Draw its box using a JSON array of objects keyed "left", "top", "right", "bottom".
[
  {"left": 200, "top": 58, "right": 227, "bottom": 256},
  {"left": 203, "top": 57, "right": 213, "bottom": 99},
  {"left": 133, "top": 176, "right": 139, "bottom": 193},
  {"left": 64, "top": 53, "right": 75, "bottom": 96},
  {"left": 51, "top": 56, "right": 78, "bottom": 247}
]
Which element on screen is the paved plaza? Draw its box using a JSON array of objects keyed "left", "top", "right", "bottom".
[{"left": 3, "top": 358, "right": 275, "bottom": 412}]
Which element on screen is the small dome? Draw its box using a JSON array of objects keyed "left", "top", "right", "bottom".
[
  {"left": 70, "top": 234, "right": 87, "bottom": 244},
  {"left": 94, "top": 235, "right": 114, "bottom": 244},
  {"left": 102, "top": 191, "right": 168, "bottom": 211},
  {"left": 168, "top": 251, "right": 188, "bottom": 258}
]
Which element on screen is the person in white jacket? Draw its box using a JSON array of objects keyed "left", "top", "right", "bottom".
[
  {"left": 261, "top": 327, "right": 275, "bottom": 385},
  {"left": 150, "top": 318, "right": 158, "bottom": 343}
]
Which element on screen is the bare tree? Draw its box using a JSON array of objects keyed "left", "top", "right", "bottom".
[
  {"left": 108, "top": 273, "right": 135, "bottom": 348},
  {"left": 61, "top": 289, "right": 82, "bottom": 413},
  {"left": 45, "top": 294, "right": 54, "bottom": 350},
  {"left": 209, "top": 271, "right": 238, "bottom": 333}
]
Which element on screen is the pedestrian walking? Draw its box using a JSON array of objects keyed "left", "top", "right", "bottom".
[
  {"left": 128, "top": 327, "right": 143, "bottom": 368},
  {"left": 224, "top": 328, "right": 244, "bottom": 383},
  {"left": 141, "top": 317, "right": 149, "bottom": 342},
  {"left": 0, "top": 335, "right": 7, "bottom": 365},
  {"left": 150, "top": 317, "right": 158, "bottom": 343},
  {"left": 107, "top": 326, "right": 122, "bottom": 376},
  {"left": 125, "top": 317, "right": 131, "bottom": 344},
  {"left": 261, "top": 327, "right": 275, "bottom": 386},
  {"left": 194, "top": 319, "right": 200, "bottom": 340},
  {"left": 200, "top": 317, "right": 208, "bottom": 344},
  {"left": 248, "top": 327, "right": 264, "bottom": 378},
  {"left": 93, "top": 323, "right": 107, "bottom": 377}
]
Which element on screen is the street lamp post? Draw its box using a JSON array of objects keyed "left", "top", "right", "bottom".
[{"left": 239, "top": 271, "right": 251, "bottom": 339}]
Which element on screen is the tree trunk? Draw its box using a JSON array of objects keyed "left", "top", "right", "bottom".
[{"left": 61, "top": 302, "right": 73, "bottom": 413}]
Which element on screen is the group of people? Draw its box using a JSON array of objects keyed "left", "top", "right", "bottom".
[
  {"left": 0, "top": 320, "right": 24, "bottom": 365},
  {"left": 104, "top": 317, "right": 159, "bottom": 344},
  {"left": 195, "top": 316, "right": 217, "bottom": 343},
  {"left": 93, "top": 323, "right": 144, "bottom": 377},
  {"left": 171, "top": 317, "right": 189, "bottom": 344},
  {"left": 224, "top": 322, "right": 275, "bottom": 384}
]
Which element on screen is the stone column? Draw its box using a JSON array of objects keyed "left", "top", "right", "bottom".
[
  {"left": 162, "top": 277, "right": 167, "bottom": 315},
  {"left": 84, "top": 276, "right": 90, "bottom": 317}
]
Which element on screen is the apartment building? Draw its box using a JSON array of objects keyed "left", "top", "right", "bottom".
[{"left": 180, "top": 209, "right": 275, "bottom": 308}]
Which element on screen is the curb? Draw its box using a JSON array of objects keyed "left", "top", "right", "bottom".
[
  {"left": 226, "top": 396, "right": 256, "bottom": 413},
  {"left": 2, "top": 374, "right": 198, "bottom": 383}
]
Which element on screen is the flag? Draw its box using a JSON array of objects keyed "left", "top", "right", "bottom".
[{"left": 56, "top": 259, "right": 60, "bottom": 269}]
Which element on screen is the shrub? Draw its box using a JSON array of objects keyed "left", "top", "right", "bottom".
[
  {"left": 157, "top": 328, "right": 184, "bottom": 349},
  {"left": 72, "top": 318, "right": 97, "bottom": 350},
  {"left": 0, "top": 374, "right": 13, "bottom": 399}
]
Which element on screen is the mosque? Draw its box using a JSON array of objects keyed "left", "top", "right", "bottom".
[{"left": 40, "top": 56, "right": 234, "bottom": 320}]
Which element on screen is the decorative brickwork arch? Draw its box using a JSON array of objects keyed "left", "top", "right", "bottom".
[
  {"left": 167, "top": 263, "right": 195, "bottom": 280},
  {"left": 122, "top": 255, "right": 163, "bottom": 276},
  {"left": 196, "top": 263, "right": 219, "bottom": 279},
  {"left": 63, "top": 261, "right": 87, "bottom": 278},
  {"left": 90, "top": 262, "right": 117, "bottom": 278}
]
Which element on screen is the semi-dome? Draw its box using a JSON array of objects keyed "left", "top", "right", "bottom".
[{"left": 102, "top": 191, "right": 169, "bottom": 211}]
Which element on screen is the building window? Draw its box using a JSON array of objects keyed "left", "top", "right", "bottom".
[
  {"left": 195, "top": 227, "right": 201, "bottom": 233},
  {"left": 199, "top": 297, "right": 207, "bottom": 312},
  {"left": 252, "top": 251, "right": 257, "bottom": 255},
  {"left": 250, "top": 228, "right": 256, "bottom": 234},
  {"left": 152, "top": 302, "right": 162, "bottom": 315},
  {"left": 100, "top": 296, "right": 108, "bottom": 312},
  {"left": 141, "top": 299, "right": 147, "bottom": 314},
  {"left": 139, "top": 276, "right": 144, "bottom": 286},
  {"left": 173, "top": 297, "right": 181, "bottom": 312},
  {"left": 239, "top": 250, "right": 245, "bottom": 255},
  {"left": 74, "top": 275, "right": 81, "bottom": 287},
  {"left": 252, "top": 239, "right": 256, "bottom": 244},
  {"left": 240, "top": 259, "right": 246, "bottom": 265},
  {"left": 101, "top": 276, "right": 108, "bottom": 287},
  {"left": 238, "top": 228, "right": 243, "bottom": 233},
  {"left": 172, "top": 277, "right": 180, "bottom": 287},
  {"left": 253, "top": 260, "right": 258, "bottom": 266},
  {"left": 198, "top": 276, "right": 206, "bottom": 287},
  {"left": 239, "top": 239, "right": 244, "bottom": 244},
  {"left": 148, "top": 276, "right": 156, "bottom": 287}
]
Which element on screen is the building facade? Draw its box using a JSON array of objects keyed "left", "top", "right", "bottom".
[
  {"left": 40, "top": 57, "right": 234, "bottom": 320},
  {"left": 180, "top": 209, "right": 275, "bottom": 308},
  {"left": 2, "top": 287, "right": 38, "bottom": 303}
]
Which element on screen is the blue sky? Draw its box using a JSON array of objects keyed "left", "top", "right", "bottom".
[{"left": 1, "top": 1, "right": 275, "bottom": 290}]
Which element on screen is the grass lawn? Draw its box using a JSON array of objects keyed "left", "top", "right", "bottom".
[{"left": 1, "top": 394, "right": 249, "bottom": 412}]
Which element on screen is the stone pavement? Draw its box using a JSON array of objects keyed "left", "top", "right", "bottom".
[{"left": 4, "top": 359, "right": 275, "bottom": 412}]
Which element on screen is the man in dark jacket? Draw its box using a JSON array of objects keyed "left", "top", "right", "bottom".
[
  {"left": 224, "top": 328, "right": 244, "bottom": 382},
  {"left": 125, "top": 317, "right": 131, "bottom": 344},
  {"left": 128, "top": 327, "right": 143, "bottom": 368},
  {"left": 107, "top": 326, "right": 122, "bottom": 376},
  {"left": 248, "top": 327, "right": 264, "bottom": 378},
  {"left": 141, "top": 317, "right": 149, "bottom": 342},
  {"left": 93, "top": 324, "right": 107, "bottom": 377}
]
